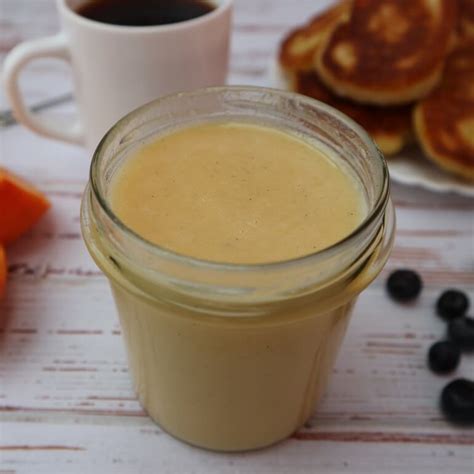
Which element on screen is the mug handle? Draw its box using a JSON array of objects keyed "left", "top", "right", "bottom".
[{"left": 2, "top": 33, "right": 85, "bottom": 145}]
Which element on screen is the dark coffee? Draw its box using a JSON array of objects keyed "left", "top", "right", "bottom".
[{"left": 76, "top": 0, "right": 216, "bottom": 27}]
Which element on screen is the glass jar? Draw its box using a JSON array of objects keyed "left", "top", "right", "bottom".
[{"left": 81, "top": 87, "right": 395, "bottom": 452}]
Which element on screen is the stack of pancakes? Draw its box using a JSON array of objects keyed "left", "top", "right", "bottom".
[{"left": 279, "top": 0, "right": 474, "bottom": 181}]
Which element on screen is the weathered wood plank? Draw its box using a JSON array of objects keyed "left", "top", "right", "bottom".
[{"left": 1, "top": 420, "right": 473, "bottom": 474}]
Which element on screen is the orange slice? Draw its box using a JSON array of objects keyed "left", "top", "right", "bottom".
[
  {"left": 0, "top": 168, "right": 51, "bottom": 245},
  {"left": 0, "top": 245, "right": 6, "bottom": 298}
]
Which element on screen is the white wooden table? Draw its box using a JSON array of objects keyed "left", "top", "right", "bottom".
[{"left": 0, "top": 1, "right": 473, "bottom": 472}]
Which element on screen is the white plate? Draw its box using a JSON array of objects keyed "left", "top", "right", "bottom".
[{"left": 268, "top": 59, "right": 474, "bottom": 198}]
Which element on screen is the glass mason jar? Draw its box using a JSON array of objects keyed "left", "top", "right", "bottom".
[{"left": 81, "top": 87, "right": 395, "bottom": 452}]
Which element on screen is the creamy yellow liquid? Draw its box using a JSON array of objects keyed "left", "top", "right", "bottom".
[
  {"left": 110, "top": 122, "right": 366, "bottom": 264},
  {"left": 82, "top": 121, "right": 389, "bottom": 451}
]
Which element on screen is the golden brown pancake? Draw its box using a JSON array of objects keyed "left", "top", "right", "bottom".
[
  {"left": 414, "top": 39, "right": 474, "bottom": 181},
  {"left": 459, "top": 0, "right": 474, "bottom": 39},
  {"left": 315, "top": 0, "right": 458, "bottom": 105},
  {"left": 293, "top": 71, "right": 412, "bottom": 155},
  {"left": 279, "top": 1, "right": 350, "bottom": 73}
]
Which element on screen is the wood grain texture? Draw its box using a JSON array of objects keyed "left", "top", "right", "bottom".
[{"left": 0, "top": 1, "right": 473, "bottom": 473}]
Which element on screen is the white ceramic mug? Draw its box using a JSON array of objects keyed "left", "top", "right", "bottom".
[{"left": 2, "top": 0, "right": 233, "bottom": 150}]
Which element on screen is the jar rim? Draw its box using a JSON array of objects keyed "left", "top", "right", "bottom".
[{"left": 89, "top": 86, "right": 390, "bottom": 273}]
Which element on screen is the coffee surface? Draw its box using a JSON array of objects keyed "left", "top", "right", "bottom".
[{"left": 76, "top": 0, "right": 215, "bottom": 27}]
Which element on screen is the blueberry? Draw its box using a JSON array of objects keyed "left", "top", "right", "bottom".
[
  {"left": 436, "top": 290, "right": 470, "bottom": 320},
  {"left": 440, "top": 379, "right": 474, "bottom": 425},
  {"left": 428, "top": 341, "right": 460, "bottom": 374},
  {"left": 448, "top": 316, "right": 474, "bottom": 352},
  {"left": 386, "top": 269, "right": 422, "bottom": 302}
]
